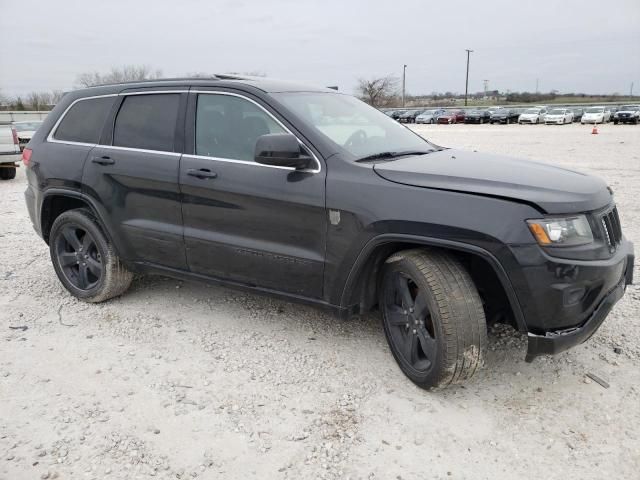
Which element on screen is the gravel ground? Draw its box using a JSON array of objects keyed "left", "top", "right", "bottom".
[{"left": 1, "top": 123, "right": 639, "bottom": 480}]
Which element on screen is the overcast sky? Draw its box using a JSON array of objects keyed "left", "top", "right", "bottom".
[{"left": 1, "top": 0, "right": 639, "bottom": 97}]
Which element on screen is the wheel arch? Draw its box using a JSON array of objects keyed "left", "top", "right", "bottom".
[
  {"left": 340, "top": 234, "right": 527, "bottom": 332},
  {"left": 41, "top": 189, "right": 114, "bottom": 247}
]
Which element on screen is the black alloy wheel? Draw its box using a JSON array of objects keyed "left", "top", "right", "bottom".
[
  {"left": 382, "top": 271, "right": 437, "bottom": 373},
  {"left": 54, "top": 225, "right": 103, "bottom": 290}
]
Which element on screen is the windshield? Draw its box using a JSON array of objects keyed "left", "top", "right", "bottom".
[
  {"left": 419, "top": 110, "right": 435, "bottom": 115},
  {"left": 549, "top": 109, "right": 566, "bottom": 115},
  {"left": 524, "top": 108, "right": 540, "bottom": 114},
  {"left": 620, "top": 105, "right": 639, "bottom": 111},
  {"left": 586, "top": 107, "right": 603, "bottom": 113},
  {"left": 274, "top": 93, "right": 432, "bottom": 158},
  {"left": 14, "top": 122, "right": 42, "bottom": 132}
]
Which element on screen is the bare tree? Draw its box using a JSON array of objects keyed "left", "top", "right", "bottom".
[
  {"left": 25, "top": 91, "right": 53, "bottom": 110},
  {"left": 356, "top": 75, "right": 399, "bottom": 107},
  {"left": 51, "top": 89, "right": 65, "bottom": 104},
  {"left": 75, "top": 65, "right": 163, "bottom": 88}
]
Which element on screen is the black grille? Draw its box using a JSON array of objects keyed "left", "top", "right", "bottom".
[{"left": 601, "top": 206, "right": 622, "bottom": 247}]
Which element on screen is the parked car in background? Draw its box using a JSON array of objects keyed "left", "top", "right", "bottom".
[
  {"left": 571, "top": 108, "right": 584, "bottom": 122},
  {"left": 518, "top": 107, "right": 547, "bottom": 124},
  {"left": 544, "top": 108, "right": 574, "bottom": 125},
  {"left": 437, "top": 110, "right": 465, "bottom": 124},
  {"left": 12, "top": 121, "right": 43, "bottom": 151},
  {"left": 399, "top": 110, "right": 423, "bottom": 124},
  {"left": 0, "top": 124, "right": 20, "bottom": 180},
  {"left": 391, "top": 110, "right": 406, "bottom": 121},
  {"left": 489, "top": 109, "right": 519, "bottom": 124},
  {"left": 464, "top": 109, "right": 491, "bottom": 124},
  {"left": 415, "top": 109, "right": 445, "bottom": 124},
  {"left": 581, "top": 106, "right": 611, "bottom": 124},
  {"left": 23, "top": 77, "right": 634, "bottom": 390},
  {"left": 613, "top": 105, "right": 640, "bottom": 125}
]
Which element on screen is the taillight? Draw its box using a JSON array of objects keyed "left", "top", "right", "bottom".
[
  {"left": 22, "top": 148, "right": 32, "bottom": 166},
  {"left": 11, "top": 128, "right": 19, "bottom": 145}
]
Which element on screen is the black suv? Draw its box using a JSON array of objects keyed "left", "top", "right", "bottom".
[{"left": 23, "top": 77, "right": 634, "bottom": 389}]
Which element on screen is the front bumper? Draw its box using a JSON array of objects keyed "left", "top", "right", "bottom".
[{"left": 519, "top": 240, "right": 634, "bottom": 361}]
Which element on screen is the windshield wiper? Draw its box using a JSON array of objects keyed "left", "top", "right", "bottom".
[{"left": 355, "top": 150, "right": 434, "bottom": 163}]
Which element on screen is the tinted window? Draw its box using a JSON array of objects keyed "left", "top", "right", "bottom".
[
  {"left": 113, "top": 94, "right": 179, "bottom": 152},
  {"left": 196, "top": 94, "right": 285, "bottom": 161},
  {"left": 54, "top": 97, "right": 114, "bottom": 144}
]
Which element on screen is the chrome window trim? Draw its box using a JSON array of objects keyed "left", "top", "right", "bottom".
[
  {"left": 46, "top": 90, "right": 323, "bottom": 174},
  {"left": 192, "top": 90, "right": 322, "bottom": 174},
  {"left": 99, "top": 145, "right": 182, "bottom": 157},
  {"left": 182, "top": 153, "right": 295, "bottom": 171}
]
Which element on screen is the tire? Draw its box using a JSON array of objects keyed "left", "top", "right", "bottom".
[
  {"left": 49, "top": 209, "right": 133, "bottom": 303},
  {"left": 0, "top": 167, "right": 16, "bottom": 180},
  {"left": 379, "top": 249, "right": 487, "bottom": 389}
]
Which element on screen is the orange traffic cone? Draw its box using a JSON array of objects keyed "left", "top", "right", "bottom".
[{"left": 591, "top": 125, "right": 598, "bottom": 134}]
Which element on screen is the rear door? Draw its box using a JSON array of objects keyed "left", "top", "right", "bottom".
[
  {"left": 179, "top": 90, "right": 326, "bottom": 298},
  {"left": 82, "top": 90, "right": 188, "bottom": 269}
]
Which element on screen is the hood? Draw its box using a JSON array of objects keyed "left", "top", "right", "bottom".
[{"left": 372, "top": 149, "right": 612, "bottom": 214}]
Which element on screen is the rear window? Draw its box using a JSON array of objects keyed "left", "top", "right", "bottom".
[
  {"left": 53, "top": 97, "right": 114, "bottom": 144},
  {"left": 113, "top": 94, "right": 180, "bottom": 152}
]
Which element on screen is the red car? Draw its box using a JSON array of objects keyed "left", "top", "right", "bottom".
[{"left": 436, "top": 110, "right": 465, "bottom": 124}]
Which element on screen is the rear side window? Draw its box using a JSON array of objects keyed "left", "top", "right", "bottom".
[
  {"left": 53, "top": 96, "right": 114, "bottom": 144},
  {"left": 113, "top": 94, "right": 180, "bottom": 152}
]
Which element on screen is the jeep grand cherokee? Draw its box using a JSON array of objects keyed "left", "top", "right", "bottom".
[{"left": 22, "top": 76, "right": 634, "bottom": 389}]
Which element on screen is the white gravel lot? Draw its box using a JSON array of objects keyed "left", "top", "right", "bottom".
[{"left": 1, "top": 123, "right": 639, "bottom": 480}]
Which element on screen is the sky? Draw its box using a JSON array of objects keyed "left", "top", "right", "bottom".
[{"left": 1, "top": 0, "right": 639, "bottom": 97}]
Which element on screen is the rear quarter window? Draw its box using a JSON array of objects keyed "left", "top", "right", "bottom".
[
  {"left": 53, "top": 96, "right": 115, "bottom": 144},
  {"left": 113, "top": 94, "right": 180, "bottom": 152}
]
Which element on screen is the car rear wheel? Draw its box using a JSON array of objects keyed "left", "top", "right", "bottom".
[
  {"left": 49, "top": 209, "right": 133, "bottom": 303},
  {"left": 0, "top": 167, "right": 16, "bottom": 180},
  {"left": 379, "top": 249, "right": 486, "bottom": 389}
]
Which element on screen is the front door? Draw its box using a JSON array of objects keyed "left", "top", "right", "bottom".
[{"left": 180, "top": 91, "right": 326, "bottom": 298}]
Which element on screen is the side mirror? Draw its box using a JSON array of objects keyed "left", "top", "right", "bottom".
[{"left": 254, "top": 133, "right": 313, "bottom": 170}]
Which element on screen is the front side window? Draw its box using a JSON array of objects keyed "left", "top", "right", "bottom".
[
  {"left": 274, "top": 93, "right": 432, "bottom": 159},
  {"left": 54, "top": 96, "right": 115, "bottom": 144},
  {"left": 113, "top": 94, "right": 179, "bottom": 152},
  {"left": 195, "top": 94, "right": 286, "bottom": 161}
]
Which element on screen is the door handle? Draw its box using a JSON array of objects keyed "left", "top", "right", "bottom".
[
  {"left": 187, "top": 168, "right": 218, "bottom": 179},
  {"left": 91, "top": 156, "right": 115, "bottom": 165}
]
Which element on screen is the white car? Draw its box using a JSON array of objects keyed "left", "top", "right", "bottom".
[
  {"left": 544, "top": 108, "right": 574, "bottom": 125},
  {"left": 0, "top": 124, "right": 20, "bottom": 180},
  {"left": 12, "top": 121, "right": 43, "bottom": 151},
  {"left": 518, "top": 107, "right": 547, "bottom": 124},
  {"left": 581, "top": 106, "right": 611, "bottom": 124}
]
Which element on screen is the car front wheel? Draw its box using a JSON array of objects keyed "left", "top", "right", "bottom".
[
  {"left": 379, "top": 249, "right": 487, "bottom": 389},
  {"left": 49, "top": 209, "right": 133, "bottom": 303}
]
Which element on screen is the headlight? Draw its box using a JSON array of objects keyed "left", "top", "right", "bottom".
[{"left": 527, "top": 215, "right": 593, "bottom": 247}]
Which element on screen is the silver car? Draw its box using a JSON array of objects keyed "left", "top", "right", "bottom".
[{"left": 415, "top": 109, "right": 445, "bottom": 124}]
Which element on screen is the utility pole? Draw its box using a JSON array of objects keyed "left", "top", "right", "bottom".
[
  {"left": 631, "top": 82, "right": 634, "bottom": 98},
  {"left": 535, "top": 78, "right": 539, "bottom": 94},
  {"left": 464, "top": 49, "right": 473, "bottom": 106},
  {"left": 483, "top": 79, "right": 489, "bottom": 96},
  {"left": 402, "top": 64, "right": 407, "bottom": 107}
]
